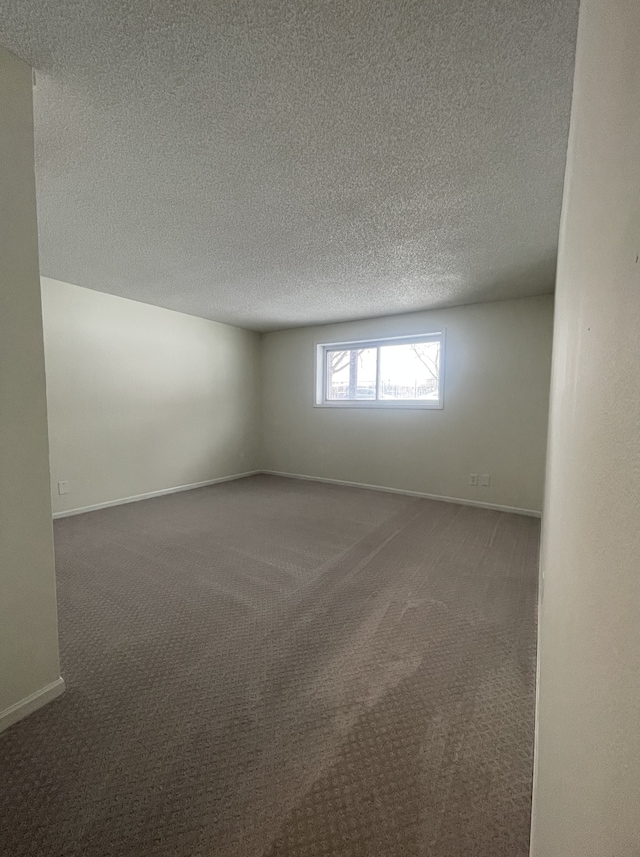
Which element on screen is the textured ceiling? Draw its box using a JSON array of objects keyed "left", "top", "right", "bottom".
[{"left": 0, "top": 0, "right": 579, "bottom": 331}]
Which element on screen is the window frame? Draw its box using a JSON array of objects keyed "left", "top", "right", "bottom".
[{"left": 314, "top": 331, "right": 445, "bottom": 409}]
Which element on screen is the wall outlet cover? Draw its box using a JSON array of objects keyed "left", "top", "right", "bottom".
[
  {"left": 58, "top": 481, "right": 69, "bottom": 495},
  {"left": 480, "top": 474, "right": 491, "bottom": 487},
  {"left": 469, "top": 473, "right": 478, "bottom": 486}
]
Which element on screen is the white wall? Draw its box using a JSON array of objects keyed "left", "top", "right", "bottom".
[
  {"left": 261, "top": 295, "right": 553, "bottom": 514},
  {"left": 531, "top": 1, "right": 640, "bottom": 854},
  {"left": 42, "top": 278, "right": 261, "bottom": 515},
  {"left": 0, "top": 48, "right": 63, "bottom": 730}
]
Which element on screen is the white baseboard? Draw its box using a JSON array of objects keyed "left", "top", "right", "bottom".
[
  {"left": 52, "top": 469, "right": 541, "bottom": 520},
  {"left": 52, "top": 470, "right": 261, "bottom": 519},
  {"left": 0, "top": 677, "right": 65, "bottom": 734},
  {"left": 262, "top": 470, "right": 542, "bottom": 518}
]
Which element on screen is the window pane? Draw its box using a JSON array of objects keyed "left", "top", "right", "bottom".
[
  {"left": 378, "top": 341, "right": 440, "bottom": 400},
  {"left": 326, "top": 347, "right": 377, "bottom": 400}
]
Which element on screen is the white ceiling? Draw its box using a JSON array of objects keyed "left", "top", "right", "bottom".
[{"left": 0, "top": 0, "right": 579, "bottom": 331}]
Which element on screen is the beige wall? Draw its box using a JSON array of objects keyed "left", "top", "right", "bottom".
[
  {"left": 261, "top": 295, "right": 553, "bottom": 513},
  {"left": 42, "top": 278, "right": 261, "bottom": 515},
  {"left": 531, "top": 1, "right": 640, "bottom": 854},
  {"left": 0, "top": 49, "right": 63, "bottom": 729}
]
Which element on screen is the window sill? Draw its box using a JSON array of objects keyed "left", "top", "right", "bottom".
[{"left": 313, "top": 401, "right": 444, "bottom": 410}]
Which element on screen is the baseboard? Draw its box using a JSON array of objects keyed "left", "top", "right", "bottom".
[
  {"left": 0, "top": 677, "right": 65, "bottom": 734},
  {"left": 261, "top": 470, "right": 542, "bottom": 518},
  {"left": 52, "top": 468, "right": 541, "bottom": 520},
  {"left": 52, "top": 471, "right": 262, "bottom": 519}
]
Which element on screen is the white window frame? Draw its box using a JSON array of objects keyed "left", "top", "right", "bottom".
[{"left": 314, "top": 331, "right": 445, "bottom": 409}]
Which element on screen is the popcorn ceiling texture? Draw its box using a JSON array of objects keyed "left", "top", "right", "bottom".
[{"left": 0, "top": 0, "right": 579, "bottom": 331}]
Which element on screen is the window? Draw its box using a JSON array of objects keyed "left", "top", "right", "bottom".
[{"left": 315, "top": 332, "right": 444, "bottom": 408}]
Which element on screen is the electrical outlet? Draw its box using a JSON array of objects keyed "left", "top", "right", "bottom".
[
  {"left": 469, "top": 474, "right": 478, "bottom": 486},
  {"left": 58, "top": 481, "right": 70, "bottom": 495},
  {"left": 480, "top": 474, "right": 491, "bottom": 487}
]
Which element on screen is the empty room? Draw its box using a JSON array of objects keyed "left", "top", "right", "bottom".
[{"left": 1, "top": 1, "right": 639, "bottom": 856}]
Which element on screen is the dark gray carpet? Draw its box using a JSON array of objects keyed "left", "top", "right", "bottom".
[{"left": 0, "top": 474, "right": 539, "bottom": 856}]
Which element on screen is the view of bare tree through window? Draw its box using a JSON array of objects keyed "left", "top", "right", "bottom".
[
  {"left": 380, "top": 342, "right": 440, "bottom": 400},
  {"left": 324, "top": 338, "right": 441, "bottom": 402},
  {"left": 326, "top": 348, "right": 376, "bottom": 399}
]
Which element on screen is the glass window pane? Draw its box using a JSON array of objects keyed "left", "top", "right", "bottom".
[
  {"left": 326, "top": 347, "right": 377, "bottom": 400},
  {"left": 378, "top": 341, "right": 440, "bottom": 401}
]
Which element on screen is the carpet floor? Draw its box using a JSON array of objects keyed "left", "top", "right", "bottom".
[{"left": 0, "top": 474, "right": 539, "bottom": 856}]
